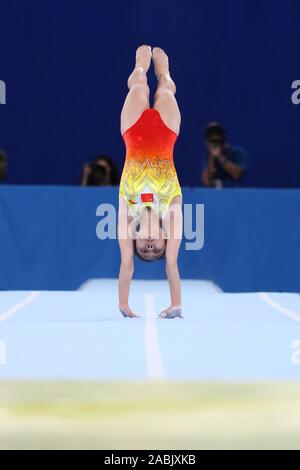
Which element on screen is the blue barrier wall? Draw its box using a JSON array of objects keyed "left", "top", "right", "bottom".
[
  {"left": 0, "top": 186, "right": 299, "bottom": 292},
  {"left": 0, "top": 0, "right": 300, "bottom": 188}
]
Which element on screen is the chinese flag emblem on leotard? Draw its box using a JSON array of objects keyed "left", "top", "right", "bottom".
[{"left": 141, "top": 193, "right": 154, "bottom": 203}]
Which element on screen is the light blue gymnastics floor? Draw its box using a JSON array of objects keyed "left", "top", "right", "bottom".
[{"left": 0, "top": 280, "right": 300, "bottom": 381}]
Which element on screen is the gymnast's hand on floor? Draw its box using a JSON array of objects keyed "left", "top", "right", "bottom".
[
  {"left": 159, "top": 305, "right": 183, "bottom": 319},
  {"left": 119, "top": 305, "right": 140, "bottom": 318}
]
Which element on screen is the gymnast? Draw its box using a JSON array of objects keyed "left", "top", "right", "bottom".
[{"left": 118, "top": 46, "right": 183, "bottom": 319}]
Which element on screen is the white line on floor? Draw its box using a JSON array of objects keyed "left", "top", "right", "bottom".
[
  {"left": 259, "top": 292, "right": 300, "bottom": 325},
  {"left": 0, "top": 292, "right": 40, "bottom": 322},
  {"left": 144, "top": 293, "right": 166, "bottom": 380}
]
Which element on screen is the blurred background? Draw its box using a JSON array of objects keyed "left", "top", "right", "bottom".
[{"left": 0, "top": 0, "right": 299, "bottom": 188}]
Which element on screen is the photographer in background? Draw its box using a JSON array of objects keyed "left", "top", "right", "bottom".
[
  {"left": 201, "top": 123, "right": 247, "bottom": 188},
  {"left": 0, "top": 150, "right": 7, "bottom": 183},
  {"left": 80, "top": 156, "right": 119, "bottom": 186}
]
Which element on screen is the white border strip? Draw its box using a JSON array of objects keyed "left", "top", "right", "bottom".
[
  {"left": 259, "top": 292, "right": 300, "bottom": 325},
  {"left": 0, "top": 292, "right": 40, "bottom": 322},
  {"left": 144, "top": 293, "right": 166, "bottom": 380}
]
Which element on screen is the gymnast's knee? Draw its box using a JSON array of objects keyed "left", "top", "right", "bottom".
[{"left": 154, "top": 86, "right": 174, "bottom": 102}]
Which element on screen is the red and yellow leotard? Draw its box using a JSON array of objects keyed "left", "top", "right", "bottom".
[{"left": 119, "top": 108, "right": 182, "bottom": 219}]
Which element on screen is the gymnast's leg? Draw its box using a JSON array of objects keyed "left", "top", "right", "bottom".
[
  {"left": 153, "top": 47, "right": 181, "bottom": 136},
  {"left": 120, "top": 45, "right": 152, "bottom": 136}
]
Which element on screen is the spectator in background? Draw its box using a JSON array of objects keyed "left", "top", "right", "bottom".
[
  {"left": 80, "top": 155, "right": 119, "bottom": 186},
  {"left": 201, "top": 123, "right": 247, "bottom": 188},
  {"left": 0, "top": 150, "right": 7, "bottom": 182}
]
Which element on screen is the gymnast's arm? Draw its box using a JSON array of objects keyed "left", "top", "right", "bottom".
[
  {"left": 164, "top": 196, "right": 183, "bottom": 309},
  {"left": 118, "top": 198, "right": 139, "bottom": 318}
]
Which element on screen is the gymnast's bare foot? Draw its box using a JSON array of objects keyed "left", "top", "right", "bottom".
[
  {"left": 128, "top": 45, "right": 152, "bottom": 89},
  {"left": 152, "top": 47, "right": 170, "bottom": 78},
  {"left": 152, "top": 47, "right": 176, "bottom": 94},
  {"left": 135, "top": 45, "right": 152, "bottom": 72}
]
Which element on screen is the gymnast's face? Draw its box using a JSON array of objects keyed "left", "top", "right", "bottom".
[
  {"left": 135, "top": 235, "right": 166, "bottom": 261},
  {"left": 135, "top": 207, "right": 166, "bottom": 260}
]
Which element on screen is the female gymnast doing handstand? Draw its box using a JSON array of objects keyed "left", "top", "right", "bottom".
[{"left": 118, "top": 46, "right": 183, "bottom": 319}]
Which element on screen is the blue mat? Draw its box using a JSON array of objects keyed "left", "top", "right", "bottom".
[{"left": 1, "top": 280, "right": 300, "bottom": 380}]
